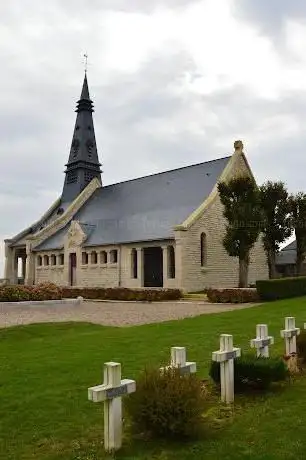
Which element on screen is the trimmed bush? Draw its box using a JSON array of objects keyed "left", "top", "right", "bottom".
[
  {"left": 0, "top": 285, "right": 182, "bottom": 303},
  {"left": 0, "top": 283, "right": 62, "bottom": 302},
  {"left": 206, "top": 288, "right": 259, "bottom": 303},
  {"left": 297, "top": 330, "right": 306, "bottom": 365},
  {"left": 61, "top": 287, "right": 183, "bottom": 302},
  {"left": 256, "top": 276, "right": 306, "bottom": 301},
  {"left": 209, "top": 354, "right": 289, "bottom": 392},
  {"left": 125, "top": 367, "right": 207, "bottom": 439}
]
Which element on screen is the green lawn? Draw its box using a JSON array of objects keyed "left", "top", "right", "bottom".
[{"left": 1, "top": 298, "right": 306, "bottom": 459}]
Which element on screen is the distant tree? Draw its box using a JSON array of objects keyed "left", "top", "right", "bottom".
[
  {"left": 218, "top": 176, "right": 262, "bottom": 288},
  {"left": 288, "top": 193, "right": 306, "bottom": 276},
  {"left": 259, "top": 181, "right": 292, "bottom": 279}
]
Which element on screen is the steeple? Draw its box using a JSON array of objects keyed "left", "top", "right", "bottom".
[{"left": 61, "top": 73, "right": 102, "bottom": 202}]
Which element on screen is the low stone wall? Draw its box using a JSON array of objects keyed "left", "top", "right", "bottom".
[{"left": 0, "top": 297, "right": 83, "bottom": 307}]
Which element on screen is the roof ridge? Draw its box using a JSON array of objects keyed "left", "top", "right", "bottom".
[{"left": 101, "top": 155, "right": 231, "bottom": 189}]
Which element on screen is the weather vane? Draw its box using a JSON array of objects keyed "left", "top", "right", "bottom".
[{"left": 84, "top": 53, "right": 88, "bottom": 73}]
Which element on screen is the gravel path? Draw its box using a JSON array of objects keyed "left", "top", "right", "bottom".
[{"left": 0, "top": 300, "right": 259, "bottom": 329}]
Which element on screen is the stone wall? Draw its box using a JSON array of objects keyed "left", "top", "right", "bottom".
[
  {"left": 36, "top": 267, "right": 64, "bottom": 284},
  {"left": 33, "top": 240, "right": 178, "bottom": 289},
  {"left": 176, "top": 151, "right": 269, "bottom": 292}
]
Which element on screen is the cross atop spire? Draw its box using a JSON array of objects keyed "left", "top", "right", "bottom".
[{"left": 84, "top": 53, "right": 88, "bottom": 73}]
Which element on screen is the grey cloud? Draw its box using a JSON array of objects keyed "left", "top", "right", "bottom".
[
  {"left": 0, "top": 0, "right": 199, "bottom": 21},
  {"left": 233, "top": 0, "right": 306, "bottom": 40},
  {"left": 56, "top": 0, "right": 199, "bottom": 14}
]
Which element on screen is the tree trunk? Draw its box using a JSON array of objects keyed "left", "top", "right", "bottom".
[
  {"left": 239, "top": 256, "right": 249, "bottom": 288},
  {"left": 268, "top": 250, "right": 277, "bottom": 279},
  {"left": 296, "top": 253, "right": 304, "bottom": 276},
  {"left": 295, "top": 230, "right": 306, "bottom": 276}
]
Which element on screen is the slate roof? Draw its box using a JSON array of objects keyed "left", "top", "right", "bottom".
[
  {"left": 276, "top": 240, "right": 297, "bottom": 266},
  {"left": 34, "top": 156, "right": 230, "bottom": 251}
]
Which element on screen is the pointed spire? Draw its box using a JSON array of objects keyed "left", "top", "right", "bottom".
[
  {"left": 61, "top": 73, "right": 102, "bottom": 202},
  {"left": 80, "top": 73, "right": 90, "bottom": 100},
  {"left": 76, "top": 73, "right": 94, "bottom": 113}
]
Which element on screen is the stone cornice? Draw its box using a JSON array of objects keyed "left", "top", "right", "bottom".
[
  {"left": 28, "top": 177, "right": 101, "bottom": 250},
  {"left": 174, "top": 145, "right": 250, "bottom": 231},
  {"left": 7, "top": 197, "right": 61, "bottom": 246}
]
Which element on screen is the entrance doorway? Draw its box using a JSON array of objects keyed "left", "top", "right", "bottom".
[
  {"left": 143, "top": 247, "right": 163, "bottom": 287},
  {"left": 69, "top": 253, "right": 77, "bottom": 286}
]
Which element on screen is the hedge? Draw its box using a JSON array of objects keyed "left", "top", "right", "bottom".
[
  {"left": 61, "top": 287, "right": 183, "bottom": 302},
  {"left": 209, "top": 354, "right": 289, "bottom": 392},
  {"left": 206, "top": 288, "right": 259, "bottom": 303},
  {"left": 0, "top": 284, "right": 183, "bottom": 303},
  {"left": 0, "top": 283, "right": 62, "bottom": 302},
  {"left": 256, "top": 276, "right": 306, "bottom": 301}
]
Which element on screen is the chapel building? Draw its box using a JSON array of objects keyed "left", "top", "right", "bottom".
[{"left": 4, "top": 74, "right": 268, "bottom": 291}]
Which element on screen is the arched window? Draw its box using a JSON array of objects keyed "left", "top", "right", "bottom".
[
  {"left": 51, "top": 255, "right": 56, "bottom": 266},
  {"left": 82, "top": 252, "right": 88, "bottom": 265},
  {"left": 58, "top": 254, "right": 64, "bottom": 265},
  {"left": 110, "top": 249, "right": 118, "bottom": 264},
  {"left": 43, "top": 255, "right": 49, "bottom": 266},
  {"left": 200, "top": 232, "right": 207, "bottom": 267},
  {"left": 91, "top": 251, "right": 98, "bottom": 264},
  {"left": 100, "top": 251, "right": 107, "bottom": 264},
  {"left": 131, "top": 248, "right": 138, "bottom": 279},
  {"left": 37, "top": 255, "right": 42, "bottom": 266},
  {"left": 167, "top": 245, "right": 175, "bottom": 279}
]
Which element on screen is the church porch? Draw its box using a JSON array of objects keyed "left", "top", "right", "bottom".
[
  {"left": 4, "top": 243, "right": 27, "bottom": 285},
  {"left": 32, "top": 241, "right": 179, "bottom": 289}
]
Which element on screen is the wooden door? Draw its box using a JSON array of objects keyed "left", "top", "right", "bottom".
[{"left": 143, "top": 247, "right": 163, "bottom": 287}]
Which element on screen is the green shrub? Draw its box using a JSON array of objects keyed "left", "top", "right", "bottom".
[
  {"left": 297, "top": 330, "right": 306, "bottom": 364},
  {"left": 0, "top": 283, "right": 62, "bottom": 302},
  {"left": 0, "top": 285, "right": 32, "bottom": 302},
  {"left": 125, "top": 367, "right": 207, "bottom": 439},
  {"left": 209, "top": 354, "right": 289, "bottom": 392},
  {"left": 206, "top": 288, "right": 259, "bottom": 303},
  {"left": 61, "top": 287, "right": 183, "bottom": 302},
  {"left": 0, "top": 285, "right": 182, "bottom": 303},
  {"left": 256, "top": 276, "right": 306, "bottom": 301}
]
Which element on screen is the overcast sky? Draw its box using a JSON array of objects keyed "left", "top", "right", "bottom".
[{"left": 1, "top": 0, "right": 306, "bottom": 276}]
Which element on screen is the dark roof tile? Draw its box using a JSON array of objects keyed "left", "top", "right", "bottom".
[{"left": 34, "top": 156, "right": 230, "bottom": 251}]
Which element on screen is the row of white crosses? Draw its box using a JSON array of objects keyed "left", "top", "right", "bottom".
[
  {"left": 88, "top": 346, "right": 196, "bottom": 452},
  {"left": 88, "top": 317, "right": 301, "bottom": 452},
  {"left": 212, "top": 317, "right": 301, "bottom": 404}
]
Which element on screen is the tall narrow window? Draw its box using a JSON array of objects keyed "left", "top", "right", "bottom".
[
  {"left": 91, "top": 251, "right": 98, "bottom": 264},
  {"left": 200, "top": 232, "right": 207, "bottom": 267},
  {"left": 43, "top": 255, "right": 49, "bottom": 266},
  {"left": 51, "top": 255, "right": 56, "bottom": 266},
  {"left": 167, "top": 245, "right": 175, "bottom": 279},
  {"left": 100, "top": 251, "right": 107, "bottom": 264},
  {"left": 58, "top": 254, "right": 64, "bottom": 265},
  {"left": 110, "top": 249, "right": 118, "bottom": 264},
  {"left": 37, "top": 255, "right": 42, "bottom": 266},
  {"left": 82, "top": 252, "right": 88, "bottom": 265},
  {"left": 131, "top": 248, "right": 138, "bottom": 279}
]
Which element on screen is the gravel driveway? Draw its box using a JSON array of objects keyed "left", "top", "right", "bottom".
[{"left": 0, "top": 300, "right": 258, "bottom": 329}]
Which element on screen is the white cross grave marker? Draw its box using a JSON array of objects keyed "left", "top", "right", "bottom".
[
  {"left": 281, "top": 317, "right": 300, "bottom": 355},
  {"left": 88, "top": 362, "right": 136, "bottom": 452},
  {"left": 160, "top": 347, "right": 197, "bottom": 375},
  {"left": 250, "top": 324, "right": 274, "bottom": 357},
  {"left": 212, "top": 334, "right": 241, "bottom": 404}
]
